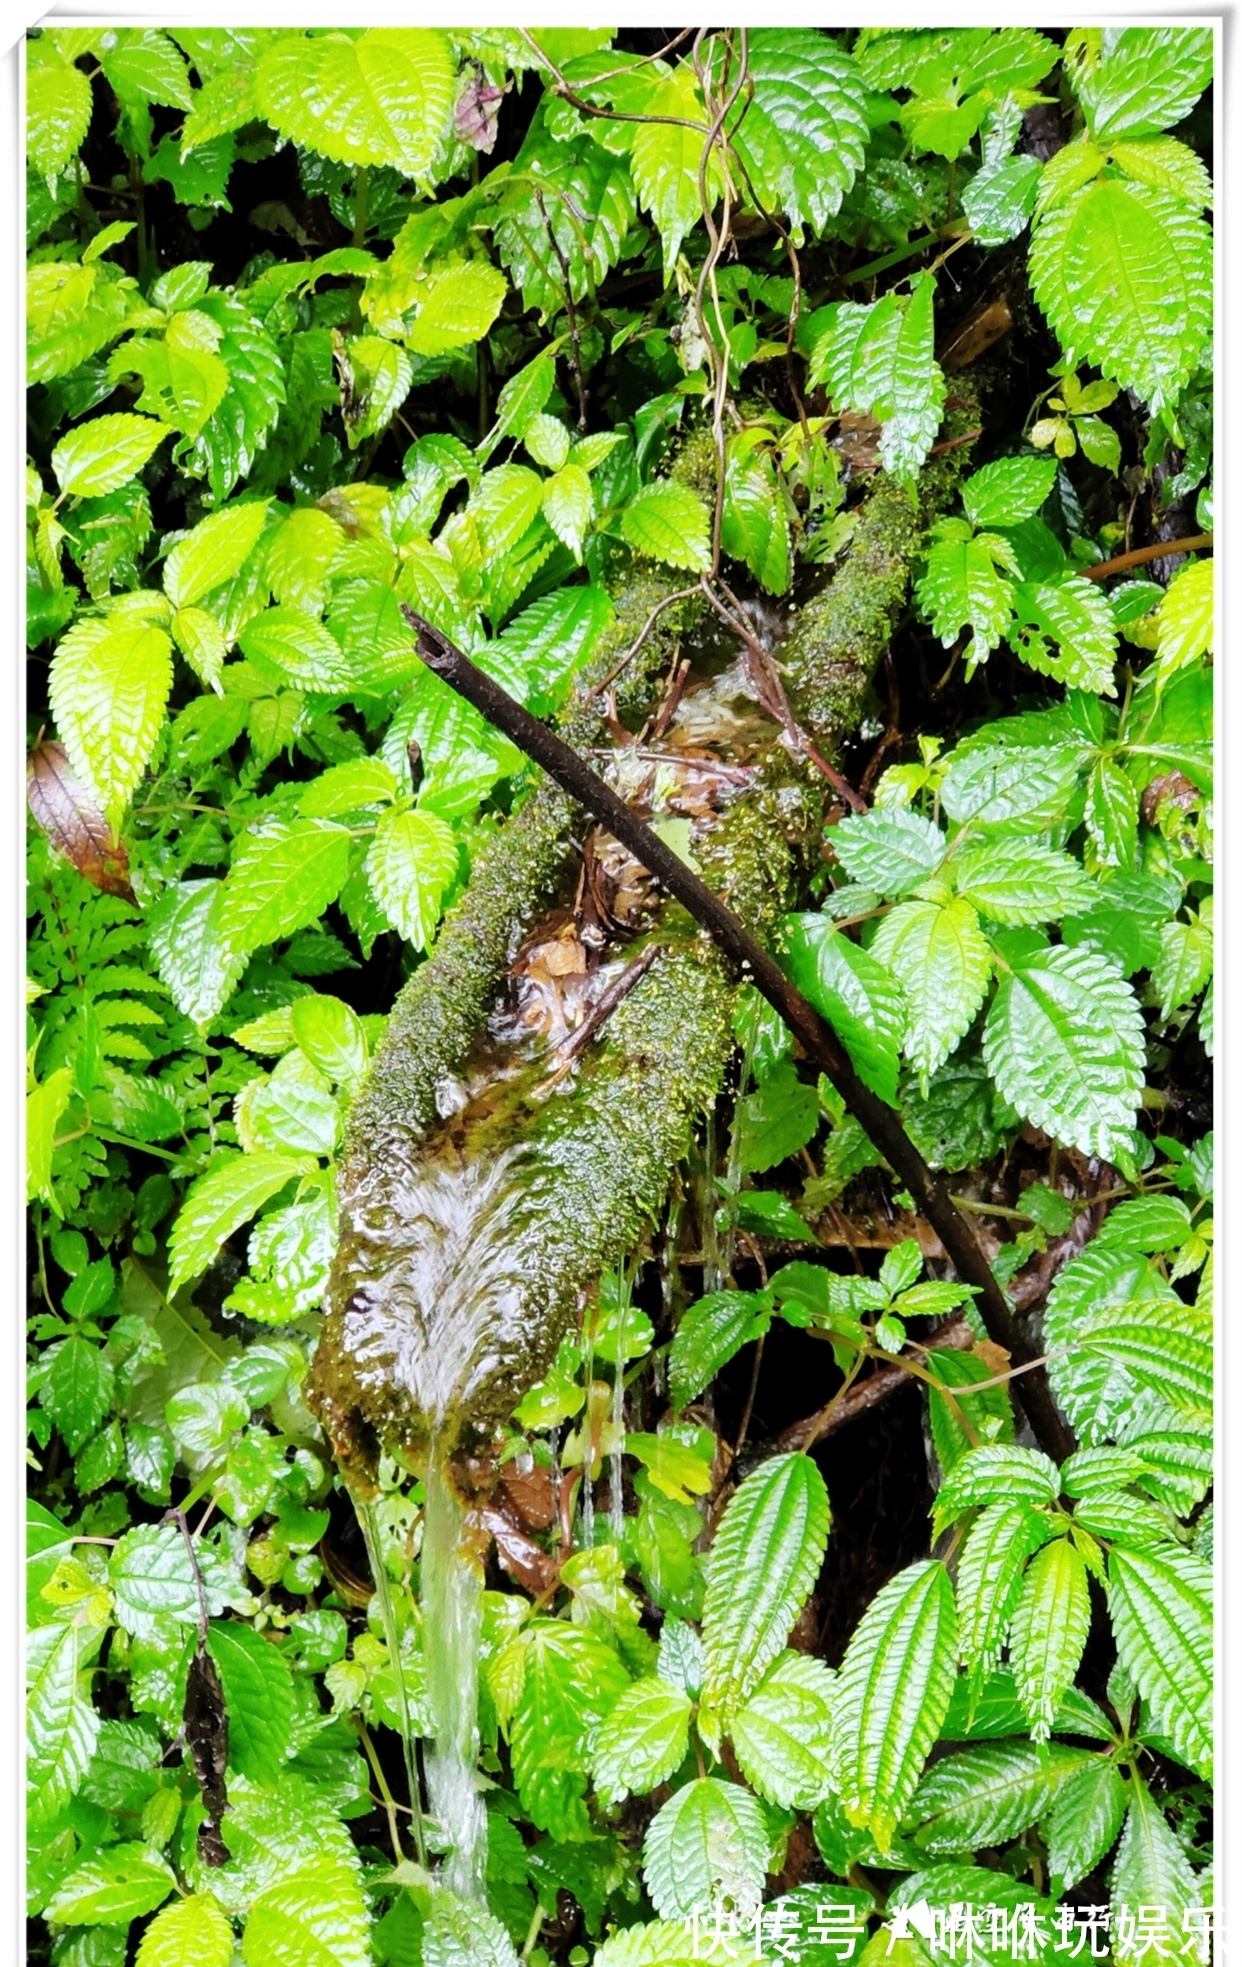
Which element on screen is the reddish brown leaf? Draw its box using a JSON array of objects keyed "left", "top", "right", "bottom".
[
  {"left": 27, "top": 740, "right": 134, "bottom": 899},
  {"left": 454, "top": 65, "right": 510, "bottom": 153}
]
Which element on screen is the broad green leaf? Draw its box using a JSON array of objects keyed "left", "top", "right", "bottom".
[
  {"left": 168, "top": 1150, "right": 312, "bottom": 1294},
  {"left": 669, "top": 1290, "right": 771, "bottom": 1411},
  {"left": 1009, "top": 1538, "right": 1091, "bottom": 1741},
  {"left": 953, "top": 1501, "right": 1043, "bottom": 1683},
  {"left": 1107, "top": 1545, "right": 1212, "bottom": 1777},
  {"left": 642, "top": 1776, "right": 770, "bottom": 1921},
  {"left": 700, "top": 1453, "right": 830, "bottom": 1728},
  {"left": 630, "top": 66, "right": 720, "bottom": 279},
  {"left": 28, "top": 258, "right": 141, "bottom": 386},
  {"left": 52, "top": 412, "right": 172, "bottom": 497},
  {"left": 255, "top": 28, "right": 454, "bottom": 179},
  {"left": 136, "top": 1894, "right": 234, "bottom": 1967},
  {"left": 404, "top": 259, "right": 507, "bottom": 357},
  {"left": 721, "top": 445, "right": 791, "bottom": 596},
  {"left": 1046, "top": 1756, "right": 1128, "bottom": 1897},
  {"left": 147, "top": 878, "right": 248, "bottom": 1025},
  {"left": 100, "top": 29, "right": 193, "bottom": 111},
  {"left": 939, "top": 1667, "right": 1113, "bottom": 1744},
  {"left": 1110, "top": 1778, "right": 1201, "bottom": 1967},
  {"left": 905, "top": 1740, "right": 1090, "bottom": 1856},
  {"left": 1011, "top": 575, "right": 1119, "bottom": 694},
  {"left": 523, "top": 413, "right": 571, "bottom": 471},
  {"left": 1154, "top": 557, "right": 1212, "bottom": 687},
  {"left": 829, "top": 1560, "right": 957, "bottom": 1852},
  {"left": 289, "top": 995, "right": 368, "bottom": 1089},
  {"left": 591, "top": 1676, "right": 692, "bottom": 1805},
  {"left": 940, "top": 742, "right": 1082, "bottom": 827},
  {"left": 171, "top": 607, "right": 229, "bottom": 690},
  {"left": 541, "top": 461, "right": 594, "bottom": 562},
  {"left": 1074, "top": 26, "right": 1213, "bottom": 142},
  {"left": 916, "top": 534, "right": 1016, "bottom": 662},
  {"left": 206, "top": 1621, "right": 295, "bottom": 1785},
  {"left": 620, "top": 481, "right": 712, "bottom": 572},
  {"left": 367, "top": 808, "right": 459, "bottom": 949},
  {"left": 299, "top": 758, "right": 397, "bottom": 820},
  {"left": 735, "top": 1064, "right": 819, "bottom": 1174},
  {"left": 41, "top": 1334, "right": 114, "bottom": 1453},
  {"left": 27, "top": 43, "right": 94, "bottom": 176},
  {"left": 1109, "top": 136, "right": 1213, "bottom": 210},
  {"left": 202, "top": 1772, "right": 362, "bottom": 1914},
  {"left": 1044, "top": 1242, "right": 1180, "bottom": 1445},
  {"left": 982, "top": 944, "right": 1145, "bottom": 1158},
  {"left": 164, "top": 501, "right": 270, "bottom": 610},
  {"left": 961, "top": 155, "right": 1042, "bottom": 246},
  {"left": 831, "top": 807, "right": 946, "bottom": 896},
  {"left": 961, "top": 457, "right": 1057, "bottom": 529},
  {"left": 933, "top": 1445, "right": 1060, "bottom": 1529},
  {"left": 49, "top": 614, "right": 173, "bottom": 822},
  {"left": 242, "top": 1857, "right": 370, "bottom": 1967},
  {"left": 1076, "top": 1312, "right": 1211, "bottom": 1418},
  {"left": 782, "top": 914, "right": 906, "bottom": 1103},
  {"left": 26, "top": 1065, "right": 72, "bottom": 1206},
  {"left": 493, "top": 130, "right": 637, "bottom": 321},
  {"left": 27, "top": 1624, "right": 100, "bottom": 1828},
  {"left": 813, "top": 273, "right": 945, "bottom": 484},
  {"left": 872, "top": 897, "right": 991, "bottom": 1081},
  {"left": 950, "top": 843, "right": 1096, "bottom": 925},
  {"left": 264, "top": 507, "right": 343, "bottom": 612},
  {"left": 236, "top": 1051, "right": 338, "bottom": 1158},
  {"left": 219, "top": 821, "right": 353, "bottom": 953},
  {"left": 1085, "top": 757, "right": 1139, "bottom": 868},
  {"left": 238, "top": 605, "right": 358, "bottom": 693},
  {"left": 508, "top": 1620, "right": 631, "bottom": 1808},
  {"left": 45, "top": 1843, "right": 175, "bottom": 1927},
  {"left": 728, "top": 30, "right": 869, "bottom": 234},
  {"left": 486, "top": 582, "right": 614, "bottom": 714},
  {"left": 729, "top": 1650, "right": 837, "bottom": 1810}
]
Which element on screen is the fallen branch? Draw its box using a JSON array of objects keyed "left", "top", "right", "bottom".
[
  {"left": 1081, "top": 532, "right": 1212, "bottom": 581},
  {"left": 400, "top": 605, "right": 1075, "bottom": 1463}
]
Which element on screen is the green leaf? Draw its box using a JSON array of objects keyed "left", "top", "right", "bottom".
[
  {"left": 168, "top": 1150, "right": 312, "bottom": 1294},
  {"left": 1109, "top": 135, "right": 1213, "bottom": 210},
  {"left": 642, "top": 1776, "right": 770, "bottom": 1920},
  {"left": 831, "top": 807, "right": 946, "bottom": 896},
  {"left": 721, "top": 447, "right": 791, "bottom": 596},
  {"left": 299, "top": 758, "right": 397, "bottom": 821},
  {"left": 872, "top": 898, "right": 991, "bottom": 1081},
  {"left": 1154, "top": 557, "right": 1212, "bottom": 687},
  {"left": 27, "top": 1624, "right": 100, "bottom": 1828},
  {"left": 486, "top": 583, "right": 614, "bottom": 715},
  {"left": 905, "top": 1740, "right": 1090, "bottom": 1856},
  {"left": 147, "top": 879, "right": 248, "bottom": 1026},
  {"left": 289, "top": 995, "right": 368, "bottom": 1089},
  {"left": 171, "top": 607, "right": 229, "bottom": 690},
  {"left": 136, "top": 1894, "right": 234, "bottom": 1967},
  {"left": 1107, "top": 1544, "right": 1212, "bottom": 1777},
  {"left": 422, "top": 1889, "right": 520, "bottom": 1967},
  {"left": 595, "top": 1921, "right": 763, "bottom": 1967},
  {"left": 404, "top": 259, "right": 508, "bottom": 358},
  {"left": 1009, "top": 1538, "right": 1092, "bottom": 1741},
  {"left": 242, "top": 1857, "right": 370, "bottom": 1967},
  {"left": 669, "top": 1290, "right": 771, "bottom": 1411},
  {"left": 630, "top": 66, "right": 719, "bottom": 279},
  {"left": 1151, "top": 905, "right": 1213, "bottom": 1021},
  {"left": 961, "top": 457, "right": 1058, "bottom": 529},
  {"left": 42, "top": 1334, "right": 114, "bottom": 1453},
  {"left": 206, "top": 1620, "right": 295, "bottom": 1785},
  {"left": 1046, "top": 1756, "right": 1128, "bottom": 1896},
  {"left": 950, "top": 843, "right": 1096, "bottom": 925},
  {"left": 1011, "top": 575, "right": 1119, "bottom": 694},
  {"left": 813, "top": 272, "right": 945, "bottom": 484},
  {"left": 45, "top": 1843, "right": 175, "bottom": 1927},
  {"left": 961, "top": 156, "right": 1042, "bottom": 246},
  {"left": 620, "top": 482, "right": 712, "bottom": 572},
  {"left": 730, "top": 1651, "right": 837, "bottom": 1810},
  {"left": 916, "top": 533, "right": 1016, "bottom": 663},
  {"left": 49, "top": 614, "right": 173, "bottom": 823},
  {"left": 941, "top": 742, "right": 1083, "bottom": 827},
  {"left": 933, "top": 1445, "right": 1060, "bottom": 1529},
  {"left": 783, "top": 914, "right": 906, "bottom": 1103},
  {"left": 367, "top": 808, "right": 459, "bottom": 949},
  {"left": 100, "top": 29, "right": 193, "bottom": 111},
  {"left": 1085, "top": 757, "right": 1139, "bottom": 868},
  {"left": 27, "top": 43, "right": 94, "bottom": 176},
  {"left": 27, "top": 1065, "right": 73, "bottom": 1206},
  {"left": 1110, "top": 1777, "right": 1202, "bottom": 1967},
  {"left": 1076, "top": 1311, "right": 1212, "bottom": 1418},
  {"left": 508, "top": 1620, "right": 631, "bottom": 1811},
  {"left": 735, "top": 1064, "right": 819, "bottom": 1174},
  {"left": 541, "top": 462, "right": 594, "bottom": 562},
  {"left": 52, "top": 412, "right": 172, "bottom": 497},
  {"left": 982, "top": 944, "right": 1145, "bottom": 1159},
  {"left": 1074, "top": 26, "right": 1213, "bottom": 142},
  {"left": 255, "top": 28, "right": 454, "bottom": 179},
  {"left": 237, "top": 606, "right": 355, "bottom": 693},
  {"left": 237, "top": 1051, "right": 338, "bottom": 1158},
  {"left": 219, "top": 821, "right": 353, "bottom": 953},
  {"left": 953, "top": 1501, "right": 1043, "bottom": 1683},
  {"left": 591, "top": 1676, "right": 692, "bottom": 1805},
  {"left": 164, "top": 501, "right": 270, "bottom": 610},
  {"left": 700, "top": 1453, "right": 831, "bottom": 1728},
  {"left": 729, "top": 30, "right": 869, "bottom": 234},
  {"left": 829, "top": 1559, "right": 958, "bottom": 1852}
]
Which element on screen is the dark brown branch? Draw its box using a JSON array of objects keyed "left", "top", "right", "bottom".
[
  {"left": 765, "top": 1314, "right": 974, "bottom": 1460},
  {"left": 399, "top": 606, "right": 1075, "bottom": 1462},
  {"left": 1081, "top": 532, "right": 1212, "bottom": 581}
]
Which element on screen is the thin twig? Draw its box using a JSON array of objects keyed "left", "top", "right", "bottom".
[
  {"left": 585, "top": 584, "right": 702, "bottom": 697},
  {"left": 533, "top": 184, "right": 588, "bottom": 433},
  {"left": 1081, "top": 533, "right": 1212, "bottom": 581},
  {"left": 534, "top": 943, "right": 661, "bottom": 1092}
]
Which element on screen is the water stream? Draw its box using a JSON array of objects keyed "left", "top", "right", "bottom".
[{"left": 421, "top": 1456, "right": 488, "bottom": 1902}]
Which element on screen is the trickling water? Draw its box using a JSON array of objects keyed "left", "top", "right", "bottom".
[
  {"left": 609, "top": 1361, "right": 626, "bottom": 1545},
  {"left": 355, "top": 1495, "right": 426, "bottom": 1867},
  {"left": 422, "top": 1456, "right": 488, "bottom": 1903}
]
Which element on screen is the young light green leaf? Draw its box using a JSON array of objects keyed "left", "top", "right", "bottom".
[
  {"left": 815, "top": 273, "right": 945, "bottom": 484},
  {"left": 700, "top": 1453, "right": 831, "bottom": 1726},
  {"left": 147, "top": 878, "right": 248, "bottom": 1026},
  {"left": 961, "top": 457, "right": 1057, "bottom": 529},
  {"left": 1110, "top": 1778, "right": 1202, "bottom": 1967},
  {"left": 1107, "top": 1545, "right": 1212, "bottom": 1778},
  {"left": 49, "top": 614, "right": 173, "bottom": 823},
  {"left": 950, "top": 843, "right": 1096, "bottom": 925},
  {"left": 171, "top": 607, "right": 229, "bottom": 690},
  {"left": 206, "top": 1620, "right": 295, "bottom": 1786},
  {"left": 729, "top": 1651, "right": 837, "bottom": 1810},
  {"left": 630, "top": 66, "right": 720, "bottom": 279},
  {"left": 721, "top": 448, "right": 791, "bottom": 596},
  {"left": 168, "top": 1150, "right": 311, "bottom": 1294},
  {"left": 52, "top": 412, "right": 172, "bottom": 497},
  {"left": 961, "top": 156, "right": 1042, "bottom": 246},
  {"left": 1154, "top": 557, "right": 1212, "bottom": 687},
  {"left": 829, "top": 1560, "right": 957, "bottom": 1853},
  {"left": 1011, "top": 576, "right": 1119, "bottom": 694},
  {"left": 242, "top": 1858, "right": 370, "bottom": 1967},
  {"left": 28, "top": 43, "right": 94, "bottom": 177},
  {"left": 905, "top": 1740, "right": 1090, "bottom": 1857},
  {"left": 289, "top": 995, "right": 368, "bottom": 1089},
  {"left": 1009, "top": 1537, "right": 1091, "bottom": 1741},
  {"left": 594, "top": 1921, "right": 764, "bottom": 1967},
  {"left": 219, "top": 821, "right": 353, "bottom": 954},
  {"left": 27, "top": 1624, "right": 100, "bottom": 1829},
  {"left": 591, "top": 1676, "right": 692, "bottom": 1806},
  {"left": 620, "top": 482, "right": 712, "bottom": 571},
  {"left": 542, "top": 462, "right": 594, "bottom": 562},
  {"left": 1046, "top": 1756, "right": 1128, "bottom": 1897},
  {"left": 136, "top": 1894, "right": 234, "bottom": 1967},
  {"left": 669, "top": 1290, "right": 771, "bottom": 1411},
  {"left": 26, "top": 1066, "right": 73, "bottom": 1207},
  {"left": 367, "top": 808, "right": 458, "bottom": 949},
  {"left": 782, "top": 914, "right": 906, "bottom": 1104},
  {"left": 1073, "top": 26, "right": 1213, "bottom": 142},
  {"left": 404, "top": 259, "right": 507, "bottom": 358},
  {"left": 1109, "top": 136, "right": 1213, "bottom": 210},
  {"left": 163, "top": 500, "right": 270, "bottom": 610},
  {"left": 238, "top": 605, "right": 358, "bottom": 693},
  {"left": 45, "top": 1842, "right": 175, "bottom": 1927},
  {"left": 255, "top": 28, "right": 454, "bottom": 180},
  {"left": 982, "top": 944, "right": 1145, "bottom": 1159},
  {"left": 642, "top": 1777, "right": 770, "bottom": 1921},
  {"left": 1085, "top": 758, "right": 1139, "bottom": 868},
  {"left": 831, "top": 807, "right": 946, "bottom": 897},
  {"left": 871, "top": 897, "right": 991, "bottom": 1081},
  {"left": 916, "top": 533, "right": 1016, "bottom": 662}
]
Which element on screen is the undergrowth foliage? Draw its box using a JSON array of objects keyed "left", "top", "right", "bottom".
[{"left": 26, "top": 25, "right": 1212, "bottom": 1967}]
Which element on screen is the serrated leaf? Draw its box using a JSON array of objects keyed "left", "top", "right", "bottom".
[
  {"left": 829, "top": 1560, "right": 957, "bottom": 1852},
  {"left": 509, "top": 1620, "right": 631, "bottom": 1809},
  {"left": 136, "top": 1893, "right": 234, "bottom": 1967},
  {"left": 367, "top": 807, "right": 458, "bottom": 949},
  {"left": 1110, "top": 1778, "right": 1201, "bottom": 1967},
  {"left": 961, "top": 155, "right": 1042, "bottom": 246},
  {"left": 591, "top": 1676, "right": 692, "bottom": 1806},
  {"left": 871, "top": 897, "right": 991, "bottom": 1081},
  {"left": 1154, "top": 557, "right": 1212, "bottom": 687},
  {"left": 642, "top": 1777, "right": 770, "bottom": 1920},
  {"left": 289, "top": 995, "right": 368, "bottom": 1089},
  {"left": 700, "top": 1453, "right": 830, "bottom": 1724},
  {"left": 831, "top": 807, "right": 946, "bottom": 897},
  {"left": 727, "top": 30, "right": 869, "bottom": 234},
  {"left": 49, "top": 614, "right": 173, "bottom": 824},
  {"left": 620, "top": 481, "right": 712, "bottom": 571},
  {"left": 735, "top": 1063, "right": 819, "bottom": 1175},
  {"left": 954, "top": 1501, "right": 1044, "bottom": 1683},
  {"left": 541, "top": 462, "right": 594, "bottom": 562},
  {"left": 1046, "top": 1756, "right": 1127, "bottom": 1897},
  {"left": 219, "top": 821, "right": 352, "bottom": 954},
  {"left": 27, "top": 1624, "right": 100, "bottom": 1829},
  {"left": 1076, "top": 1313, "right": 1212, "bottom": 1418},
  {"left": 1074, "top": 26, "right": 1213, "bottom": 142},
  {"left": 905, "top": 1740, "right": 1090, "bottom": 1856},
  {"left": 934, "top": 1446, "right": 1060, "bottom": 1529},
  {"left": 238, "top": 605, "right": 358, "bottom": 693},
  {"left": 147, "top": 878, "right": 247, "bottom": 1026},
  {"left": 1085, "top": 757, "right": 1139, "bottom": 868},
  {"left": 42, "top": 1334, "right": 114, "bottom": 1453},
  {"left": 729, "top": 1651, "right": 837, "bottom": 1810},
  {"left": 101, "top": 29, "right": 193, "bottom": 111},
  {"left": 1011, "top": 575, "right": 1119, "bottom": 694},
  {"left": 52, "top": 412, "right": 172, "bottom": 497},
  {"left": 242, "top": 1857, "right": 370, "bottom": 1967},
  {"left": 1109, "top": 136, "right": 1213, "bottom": 210},
  {"left": 669, "top": 1290, "right": 771, "bottom": 1411},
  {"left": 951, "top": 843, "right": 1096, "bottom": 925},
  {"left": 782, "top": 914, "right": 906, "bottom": 1104},
  {"left": 255, "top": 28, "right": 453, "bottom": 179},
  {"left": 27, "top": 43, "right": 94, "bottom": 176},
  {"left": 594, "top": 1921, "right": 763, "bottom": 1967},
  {"left": 206, "top": 1621, "right": 295, "bottom": 1786},
  {"left": 164, "top": 500, "right": 270, "bottom": 610},
  {"left": 169, "top": 1150, "right": 311, "bottom": 1294},
  {"left": 45, "top": 1842, "right": 175, "bottom": 1926},
  {"left": 721, "top": 448, "right": 791, "bottom": 596},
  {"left": 1009, "top": 1538, "right": 1092, "bottom": 1742},
  {"left": 299, "top": 758, "right": 397, "bottom": 821},
  {"left": 171, "top": 607, "right": 229, "bottom": 691},
  {"left": 982, "top": 943, "right": 1145, "bottom": 1158},
  {"left": 916, "top": 534, "right": 1016, "bottom": 662},
  {"left": 630, "top": 66, "right": 721, "bottom": 280},
  {"left": 940, "top": 741, "right": 1083, "bottom": 827},
  {"left": 815, "top": 272, "right": 945, "bottom": 484},
  {"left": 962, "top": 457, "right": 1058, "bottom": 530},
  {"left": 1108, "top": 1545, "right": 1212, "bottom": 1778}
]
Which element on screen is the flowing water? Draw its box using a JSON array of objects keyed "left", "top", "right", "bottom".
[
  {"left": 421, "top": 1456, "right": 488, "bottom": 1902},
  {"left": 354, "top": 1495, "right": 427, "bottom": 1868}
]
